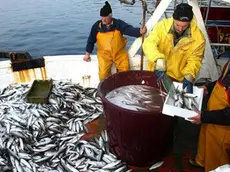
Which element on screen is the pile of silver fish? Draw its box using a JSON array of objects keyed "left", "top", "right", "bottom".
[
  {"left": 173, "top": 87, "right": 199, "bottom": 111},
  {"left": 0, "top": 80, "right": 131, "bottom": 172},
  {"left": 105, "top": 85, "right": 166, "bottom": 111}
]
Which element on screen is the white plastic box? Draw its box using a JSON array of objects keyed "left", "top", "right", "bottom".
[{"left": 162, "top": 81, "right": 204, "bottom": 121}]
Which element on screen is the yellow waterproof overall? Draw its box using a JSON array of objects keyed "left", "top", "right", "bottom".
[
  {"left": 96, "top": 28, "right": 129, "bottom": 81},
  {"left": 196, "top": 64, "right": 230, "bottom": 172}
]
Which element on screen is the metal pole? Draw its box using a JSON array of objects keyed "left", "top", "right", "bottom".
[
  {"left": 211, "top": 43, "right": 230, "bottom": 47},
  {"left": 205, "top": 0, "right": 212, "bottom": 25},
  {"left": 140, "top": 3, "right": 147, "bottom": 70},
  {"left": 174, "top": 0, "right": 177, "bottom": 10}
]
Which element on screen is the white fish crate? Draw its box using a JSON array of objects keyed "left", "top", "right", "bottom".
[{"left": 162, "top": 81, "right": 204, "bottom": 121}]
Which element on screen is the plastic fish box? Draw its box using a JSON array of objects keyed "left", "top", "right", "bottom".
[
  {"left": 11, "top": 57, "right": 45, "bottom": 72},
  {"left": 162, "top": 81, "right": 204, "bottom": 121},
  {"left": 26, "top": 79, "right": 53, "bottom": 103}
]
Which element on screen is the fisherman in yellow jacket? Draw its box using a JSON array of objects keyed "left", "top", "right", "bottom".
[
  {"left": 83, "top": 1, "right": 146, "bottom": 81},
  {"left": 188, "top": 60, "right": 230, "bottom": 172},
  {"left": 143, "top": 3, "right": 205, "bottom": 93}
]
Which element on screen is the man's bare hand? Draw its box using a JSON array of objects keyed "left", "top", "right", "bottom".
[
  {"left": 188, "top": 110, "right": 201, "bottom": 124},
  {"left": 140, "top": 26, "right": 147, "bottom": 35},
  {"left": 83, "top": 53, "right": 91, "bottom": 62}
]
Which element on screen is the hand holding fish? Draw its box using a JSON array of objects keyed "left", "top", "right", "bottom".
[{"left": 188, "top": 110, "right": 201, "bottom": 124}]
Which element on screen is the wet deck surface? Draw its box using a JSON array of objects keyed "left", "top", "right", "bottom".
[
  {"left": 82, "top": 95, "right": 212, "bottom": 172},
  {"left": 84, "top": 114, "right": 204, "bottom": 172}
]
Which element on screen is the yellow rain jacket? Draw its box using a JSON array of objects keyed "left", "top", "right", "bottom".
[
  {"left": 96, "top": 28, "right": 129, "bottom": 81},
  {"left": 143, "top": 17, "right": 205, "bottom": 82},
  {"left": 196, "top": 61, "right": 230, "bottom": 172}
]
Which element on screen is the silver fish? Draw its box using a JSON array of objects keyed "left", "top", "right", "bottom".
[
  {"left": 0, "top": 80, "right": 133, "bottom": 171},
  {"left": 173, "top": 88, "right": 199, "bottom": 111}
]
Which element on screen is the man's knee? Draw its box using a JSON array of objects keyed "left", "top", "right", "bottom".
[
  {"left": 117, "top": 66, "right": 129, "bottom": 72},
  {"left": 116, "top": 59, "right": 130, "bottom": 72}
]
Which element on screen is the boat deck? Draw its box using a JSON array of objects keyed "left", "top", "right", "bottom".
[
  {"left": 0, "top": 55, "right": 218, "bottom": 172},
  {"left": 85, "top": 111, "right": 204, "bottom": 172}
]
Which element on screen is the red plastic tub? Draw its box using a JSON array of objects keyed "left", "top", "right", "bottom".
[{"left": 98, "top": 70, "right": 175, "bottom": 166}]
